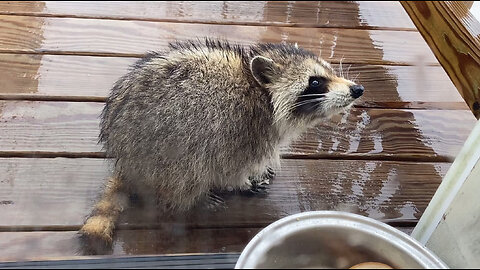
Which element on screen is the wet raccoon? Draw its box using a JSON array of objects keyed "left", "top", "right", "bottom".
[{"left": 79, "top": 39, "right": 364, "bottom": 250}]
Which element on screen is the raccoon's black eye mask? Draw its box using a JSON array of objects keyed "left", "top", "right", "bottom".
[
  {"left": 293, "top": 76, "right": 330, "bottom": 115},
  {"left": 307, "top": 76, "right": 328, "bottom": 92}
]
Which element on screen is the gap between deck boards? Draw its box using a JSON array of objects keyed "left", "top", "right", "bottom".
[
  {"left": 0, "top": 95, "right": 468, "bottom": 111},
  {"left": 0, "top": 50, "right": 441, "bottom": 66},
  {"left": 0, "top": 151, "right": 455, "bottom": 163},
  {"left": 0, "top": 220, "right": 418, "bottom": 233}
]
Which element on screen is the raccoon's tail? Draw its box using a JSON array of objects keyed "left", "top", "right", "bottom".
[{"left": 79, "top": 175, "right": 129, "bottom": 254}]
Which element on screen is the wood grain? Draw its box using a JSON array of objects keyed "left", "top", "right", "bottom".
[
  {"left": 0, "top": 1, "right": 416, "bottom": 30},
  {"left": 0, "top": 228, "right": 257, "bottom": 262},
  {"left": 287, "top": 108, "right": 475, "bottom": 162},
  {"left": 0, "top": 101, "right": 476, "bottom": 160},
  {"left": 0, "top": 15, "right": 436, "bottom": 65},
  {"left": 0, "top": 231, "right": 81, "bottom": 261},
  {"left": 0, "top": 54, "right": 134, "bottom": 97},
  {"left": 401, "top": 1, "right": 480, "bottom": 118},
  {"left": 0, "top": 254, "right": 239, "bottom": 269},
  {"left": 0, "top": 158, "right": 450, "bottom": 228},
  {"left": 0, "top": 54, "right": 468, "bottom": 109},
  {"left": 0, "top": 226, "right": 415, "bottom": 262}
]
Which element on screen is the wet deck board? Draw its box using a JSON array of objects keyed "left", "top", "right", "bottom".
[
  {"left": 0, "top": 101, "right": 475, "bottom": 161},
  {"left": 0, "top": 54, "right": 468, "bottom": 110},
  {"left": 0, "top": 15, "right": 436, "bottom": 65},
  {"left": 0, "top": 227, "right": 415, "bottom": 262},
  {"left": 0, "top": 158, "right": 448, "bottom": 228},
  {"left": 0, "top": 1, "right": 416, "bottom": 30},
  {"left": 0, "top": 255, "right": 239, "bottom": 269},
  {"left": 0, "top": 230, "right": 251, "bottom": 263},
  {"left": 0, "top": 0, "right": 476, "bottom": 264}
]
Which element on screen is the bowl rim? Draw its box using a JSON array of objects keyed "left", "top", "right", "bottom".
[{"left": 235, "top": 211, "right": 448, "bottom": 269}]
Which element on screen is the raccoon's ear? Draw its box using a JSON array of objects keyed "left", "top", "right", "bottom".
[{"left": 250, "top": 56, "right": 279, "bottom": 85}]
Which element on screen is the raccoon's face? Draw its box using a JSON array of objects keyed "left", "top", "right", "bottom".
[{"left": 250, "top": 54, "right": 364, "bottom": 124}]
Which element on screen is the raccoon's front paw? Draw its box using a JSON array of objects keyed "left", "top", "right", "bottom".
[{"left": 78, "top": 216, "right": 115, "bottom": 255}]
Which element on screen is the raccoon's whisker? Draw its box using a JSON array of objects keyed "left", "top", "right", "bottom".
[
  {"left": 346, "top": 64, "right": 352, "bottom": 80},
  {"left": 287, "top": 102, "right": 317, "bottom": 113},
  {"left": 294, "top": 97, "right": 325, "bottom": 106},
  {"left": 273, "top": 107, "right": 291, "bottom": 124},
  {"left": 339, "top": 56, "right": 345, "bottom": 78},
  {"left": 297, "top": 93, "right": 327, "bottom": 98},
  {"left": 353, "top": 73, "right": 360, "bottom": 83},
  {"left": 289, "top": 97, "right": 325, "bottom": 110}
]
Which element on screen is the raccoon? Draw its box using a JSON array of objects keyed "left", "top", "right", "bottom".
[{"left": 79, "top": 39, "right": 364, "bottom": 250}]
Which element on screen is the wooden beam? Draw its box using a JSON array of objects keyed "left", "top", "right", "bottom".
[{"left": 401, "top": 1, "right": 480, "bottom": 118}]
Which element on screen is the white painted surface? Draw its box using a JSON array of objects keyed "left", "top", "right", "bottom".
[{"left": 412, "top": 119, "right": 480, "bottom": 268}]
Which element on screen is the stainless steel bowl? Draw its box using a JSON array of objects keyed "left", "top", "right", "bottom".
[{"left": 235, "top": 211, "right": 448, "bottom": 269}]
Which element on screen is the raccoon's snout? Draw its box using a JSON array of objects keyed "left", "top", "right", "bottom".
[{"left": 350, "top": 84, "right": 364, "bottom": 99}]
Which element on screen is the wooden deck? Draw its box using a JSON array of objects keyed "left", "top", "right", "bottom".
[{"left": 0, "top": 1, "right": 477, "bottom": 262}]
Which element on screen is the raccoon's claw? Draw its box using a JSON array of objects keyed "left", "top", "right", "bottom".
[
  {"left": 263, "top": 166, "right": 275, "bottom": 180},
  {"left": 252, "top": 180, "right": 269, "bottom": 191},
  {"left": 208, "top": 192, "right": 226, "bottom": 205},
  {"left": 241, "top": 176, "right": 269, "bottom": 197},
  {"left": 205, "top": 192, "right": 227, "bottom": 210}
]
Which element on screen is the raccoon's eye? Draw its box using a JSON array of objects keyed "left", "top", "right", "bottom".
[{"left": 308, "top": 77, "right": 326, "bottom": 88}]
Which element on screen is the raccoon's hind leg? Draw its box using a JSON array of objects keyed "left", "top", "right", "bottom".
[{"left": 79, "top": 175, "right": 129, "bottom": 254}]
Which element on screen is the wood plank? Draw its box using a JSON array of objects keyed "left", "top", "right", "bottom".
[
  {"left": 0, "top": 1, "right": 416, "bottom": 30},
  {"left": 0, "top": 101, "right": 103, "bottom": 154},
  {"left": 0, "top": 229, "right": 252, "bottom": 262},
  {"left": 0, "top": 101, "right": 475, "bottom": 161},
  {"left": 0, "top": 54, "right": 468, "bottom": 110},
  {"left": 0, "top": 54, "right": 134, "bottom": 98},
  {"left": 0, "top": 253, "right": 240, "bottom": 269},
  {"left": 401, "top": 1, "right": 480, "bottom": 118},
  {"left": 0, "top": 227, "right": 415, "bottom": 262},
  {"left": 0, "top": 15, "right": 436, "bottom": 65},
  {"left": 0, "top": 158, "right": 450, "bottom": 228},
  {"left": 287, "top": 108, "right": 475, "bottom": 161},
  {"left": 0, "top": 231, "right": 81, "bottom": 262}
]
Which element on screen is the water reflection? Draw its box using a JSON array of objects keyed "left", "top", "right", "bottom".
[
  {"left": 294, "top": 160, "right": 451, "bottom": 223},
  {"left": 81, "top": 160, "right": 452, "bottom": 256},
  {"left": 1, "top": 2, "right": 438, "bottom": 63},
  {"left": 28, "top": 1, "right": 416, "bottom": 29},
  {"left": 410, "top": 109, "right": 475, "bottom": 161}
]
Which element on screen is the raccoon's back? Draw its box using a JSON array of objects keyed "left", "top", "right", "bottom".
[{"left": 99, "top": 50, "right": 275, "bottom": 176}]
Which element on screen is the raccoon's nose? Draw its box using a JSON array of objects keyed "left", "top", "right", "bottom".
[{"left": 350, "top": 84, "right": 364, "bottom": 99}]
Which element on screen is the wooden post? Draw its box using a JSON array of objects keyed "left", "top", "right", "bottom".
[{"left": 401, "top": 1, "right": 480, "bottom": 119}]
